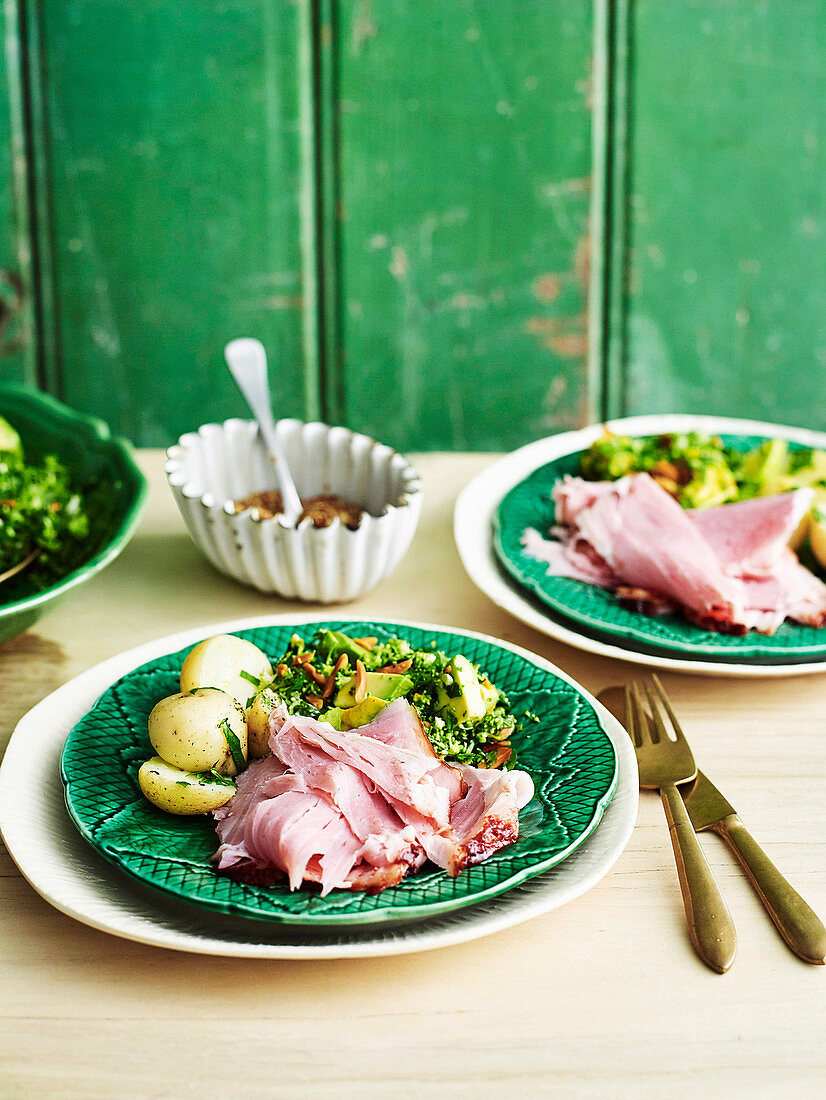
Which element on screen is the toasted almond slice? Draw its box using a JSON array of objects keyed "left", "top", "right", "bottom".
[
  {"left": 322, "top": 653, "right": 349, "bottom": 698},
  {"left": 305, "top": 693, "right": 324, "bottom": 710},
  {"left": 302, "top": 663, "right": 328, "bottom": 688},
  {"left": 488, "top": 742, "right": 512, "bottom": 769},
  {"left": 375, "top": 659, "right": 413, "bottom": 674},
  {"left": 351, "top": 636, "right": 378, "bottom": 650},
  {"left": 354, "top": 659, "right": 367, "bottom": 704}
]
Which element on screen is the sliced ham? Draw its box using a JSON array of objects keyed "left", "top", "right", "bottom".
[
  {"left": 522, "top": 527, "right": 618, "bottom": 587},
  {"left": 523, "top": 474, "right": 826, "bottom": 635},
  {"left": 351, "top": 697, "right": 466, "bottom": 803},
  {"left": 273, "top": 717, "right": 452, "bottom": 830},
  {"left": 690, "top": 489, "right": 814, "bottom": 574},
  {"left": 213, "top": 700, "right": 532, "bottom": 894},
  {"left": 555, "top": 474, "right": 743, "bottom": 620}
]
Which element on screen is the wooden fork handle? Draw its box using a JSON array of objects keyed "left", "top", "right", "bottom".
[
  {"left": 660, "top": 783, "right": 737, "bottom": 974},
  {"left": 711, "top": 814, "right": 826, "bottom": 965}
]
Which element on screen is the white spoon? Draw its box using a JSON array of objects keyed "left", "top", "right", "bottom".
[{"left": 224, "top": 338, "right": 303, "bottom": 525}]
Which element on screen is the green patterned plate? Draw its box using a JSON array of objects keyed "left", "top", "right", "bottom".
[
  {"left": 494, "top": 434, "right": 826, "bottom": 664},
  {"left": 60, "top": 620, "right": 617, "bottom": 926}
]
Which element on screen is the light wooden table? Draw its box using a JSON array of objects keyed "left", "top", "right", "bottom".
[{"left": 1, "top": 452, "right": 825, "bottom": 1098}]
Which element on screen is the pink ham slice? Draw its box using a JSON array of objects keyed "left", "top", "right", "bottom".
[
  {"left": 359, "top": 699, "right": 534, "bottom": 874},
  {"left": 523, "top": 474, "right": 826, "bottom": 635},
  {"left": 521, "top": 527, "right": 618, "bottom": 587},
  {"left": 689, "top": 489, "right": 814, "bottom": 574},
  {"left": 213, "top": 700, "right": 532, "bottom": 893},
  {"left": 273, "top": 717, "right": 453, "bottom": 830},
  {"left": 558, "top": 474, "right": 743, "bottom": 620},
  {"left": 275, "top": 714, "right": 466, "bottom": 875},
  {"left": 214, "top": 757, "right": 425, "bottom": 895},
  {"left": 356, "top": 698, "right": 466, "bottom": 803}
]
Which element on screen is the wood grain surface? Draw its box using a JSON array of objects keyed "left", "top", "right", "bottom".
[{"left": 1, "top": 452, "right": 824, "bottom": 1098}]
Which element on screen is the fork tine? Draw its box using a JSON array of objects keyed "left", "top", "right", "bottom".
[
  {"left": 624, "top": 683, "right": 641, "bottom": 747},
  {"left": 650, "top": 673, "right": 686, "bottom": 744},
  {"left": 629, "top": 683, "right": 650, "bottom": 745},
  {"left": 643, "top": 681, "right": 668, "bottom": 743}
]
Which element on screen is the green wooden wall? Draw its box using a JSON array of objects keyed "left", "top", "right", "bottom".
[
  {"left": 610, "top": 0, "right": 826, "bottom": 426},
  {"left": 1, "top": 1, "right": 825, "bottom": 450}
]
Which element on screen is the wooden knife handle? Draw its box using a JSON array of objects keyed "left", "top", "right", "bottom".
[
  {"left": 714, "top": 814, "right": 826, "bottom": 965},
  {"left": 660, "top": 784, "right": 737, "bottom": 973}
]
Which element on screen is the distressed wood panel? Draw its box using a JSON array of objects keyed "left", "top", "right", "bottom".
[
  {"left": 333, "top": 0, "right": 596, "bottom": 451},
  {"left": 36, "top": 0, "right": 307, "bottom": 445},
  {"left": 618, "top": 0, "right": 826, "bottom": 428}
]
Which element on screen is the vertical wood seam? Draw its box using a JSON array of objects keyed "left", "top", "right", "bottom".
[
  {"left": 587, "top": 0, "right": 611, "bottom": 425},
  {"left": 298, "top": 0, "right": 322, "bottom": 420},
  {"left": 298, "top": 0, "right": 342, "bottom": 426},
  {"left": 314, "top": 0, "right": 343, "bottom": 426},
  {"left": 603, "top": 0, "right": 633, "bottom": 419},
  {"left": 18, "top": 0, "right": 61, "bottom": 395}
]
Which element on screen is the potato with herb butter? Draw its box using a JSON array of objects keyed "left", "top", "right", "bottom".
[
  {"left": 245, "top": 686, "right": 283, "bottom": 759},
  {"left": 148, "top": 687, "right": 247, "bottom": 775},
  {"left": 810, "top": 510, "right": 826, "bottom": 570},
  {"left": 138, "top": 756, "right": 236, "bottom": 815},
  {"left": 180, "top": 634, "right": 273, "bottom": 706}
]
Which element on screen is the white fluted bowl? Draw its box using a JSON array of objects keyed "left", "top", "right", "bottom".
[{"left": 165, "top": 419, "right": 422, "bottom": 602}]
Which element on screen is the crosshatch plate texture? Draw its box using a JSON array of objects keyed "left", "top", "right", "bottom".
[{"left": 60, "top": 620, "right": 618, "bottom": 927}]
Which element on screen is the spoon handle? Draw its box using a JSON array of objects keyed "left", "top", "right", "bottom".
[{"left": 224, "top": 338, "right": 303, "bottom": 522}]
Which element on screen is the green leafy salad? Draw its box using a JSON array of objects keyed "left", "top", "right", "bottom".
[
  {"left": 581, "top": 430, "right": 826, "bottom": 512},
  {"left": 0, "top": 414, "right": 111, "bottom": 590},
  {"left": 258, "top": 628, "right": 518, "bottom": 769}
]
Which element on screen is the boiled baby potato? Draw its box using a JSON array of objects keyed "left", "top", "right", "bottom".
[
  {"left": 138, "top": 756, "right": 236, "bottom": 815},
  {"left": 148, "top": 687, "right": 247, "bottom": 775},
  {"left": 246, "top": 686, "right": 282, "bottom": 759},
  {"left": 788, "top": 511, "right": 810, "bottom": 551},
  {"left": 810, "top": 511, "right": 826, "bottom": 570},
  {"left": 180, "top": 634, "right": 273, "bottom": 706}
]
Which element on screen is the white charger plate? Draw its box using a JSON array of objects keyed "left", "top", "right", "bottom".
[
  {"left": 0, "top": 613, "right": 637, "bottom": 958},
  {"left": 455, "top": 414, "right": 826, "bottom": 678}
]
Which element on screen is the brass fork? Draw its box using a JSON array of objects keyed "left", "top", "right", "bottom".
[{"left": 627, "top": 678, "right": 737, "bottom": 973}]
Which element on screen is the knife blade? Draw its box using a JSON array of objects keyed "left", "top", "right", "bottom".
[{"left": 597, "top": 685, "right": 826, "bottom": 965}]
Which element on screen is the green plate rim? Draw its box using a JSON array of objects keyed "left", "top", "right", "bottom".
[
  {"left": 60, "top": 619, "right": 618, "bottom": 927},
  {"left": 493, "top": 433, "right": 826, "bottom": 663}
]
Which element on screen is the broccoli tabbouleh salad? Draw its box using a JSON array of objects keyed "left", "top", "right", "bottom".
[
  {"left": 581, "top": 430, "right": 826, "bottom": 511},
  {"left": 255, "top": 628, "right": 518, "bottom": 769},
  {"left": 0, "top": 414, "right": 113, "bottom": 590}
]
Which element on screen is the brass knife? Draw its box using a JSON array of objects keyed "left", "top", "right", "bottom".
[
  {"left": 681, "top": 770, "right": 826, "bottom": 965},
  {"left": 598, "top": 684, "right": 826, "bottom": 965}
]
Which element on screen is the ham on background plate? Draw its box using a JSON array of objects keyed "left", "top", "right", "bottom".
[
  {"left": 522, "top": 473, "right": 826, "bottom": 636},
  {"left": 213, "top": 698, "right": 535, "bottom": 895}
]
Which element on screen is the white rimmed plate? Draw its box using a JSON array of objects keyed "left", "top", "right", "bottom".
[
  {"left": 455, "top": 414, "right": 826, "bottom": 678},
  {"left": 0, "top": 613, "right": 637, "bottom": 958}
]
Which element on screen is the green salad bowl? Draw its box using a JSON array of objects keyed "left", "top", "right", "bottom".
[{"left": 0, "top": 383, "right": 147, "bottom": 643}]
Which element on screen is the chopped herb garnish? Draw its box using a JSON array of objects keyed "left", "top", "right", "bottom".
[
  {"left": 218, "top": 718, "right": 246, "bottom": 772},
  {"left": 201, "top": 768, "right": 236, "bottom": 788},
  {"left": 239, "top": 669, "right": 262, "bottom": 687}
]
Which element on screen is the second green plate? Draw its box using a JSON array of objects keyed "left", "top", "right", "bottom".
[{"left": 494, "top": 434, "right": 826, "bottom": 664}]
